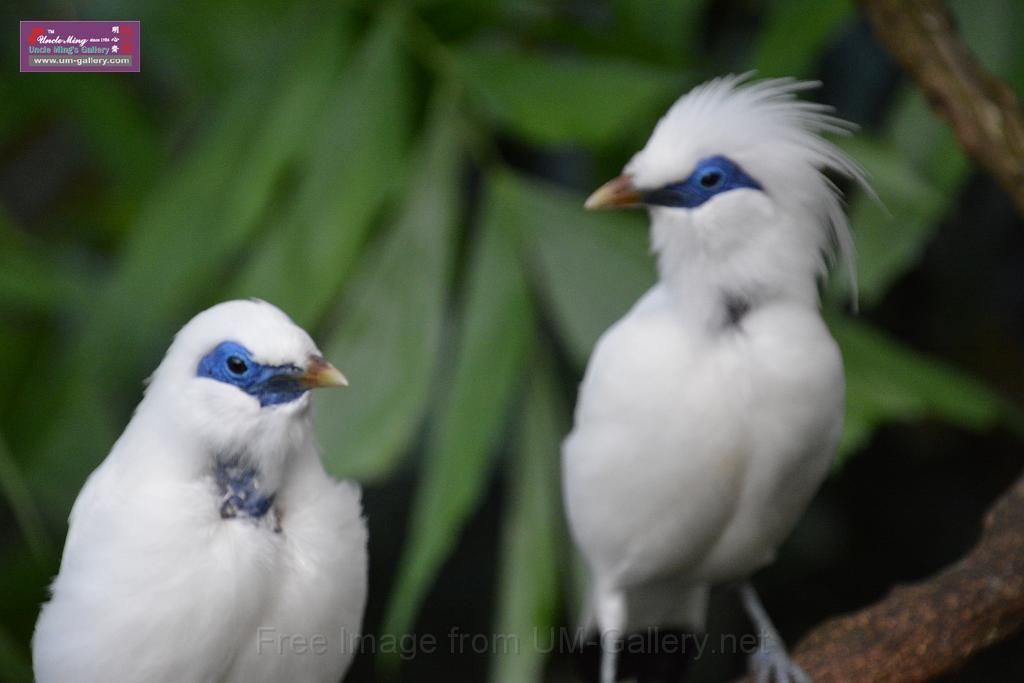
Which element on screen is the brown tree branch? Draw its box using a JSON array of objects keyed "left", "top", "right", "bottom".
[
  {"left": 857, "top": 0, "right": 1024, "bottom": 215},
  {"left": 736, "top": 473, "right": 1024, "bottom": 682}
]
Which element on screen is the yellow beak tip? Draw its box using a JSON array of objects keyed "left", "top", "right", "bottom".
[
  {"left": 320, "top": 366, "right": 349, "bottom": 388},
  {"left": 584, "top": 174, "right": 642, "bottom": 210},
  {"left": 303, "top": 359, "right": 349, "bottom": 389}
]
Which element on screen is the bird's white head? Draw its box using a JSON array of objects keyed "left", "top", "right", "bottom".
[
  {"left": 587, "top": 75, "right": 868, "bottom": 313},
  {"left": 139, "top": 299, "right": 346, "bottom": 458}
]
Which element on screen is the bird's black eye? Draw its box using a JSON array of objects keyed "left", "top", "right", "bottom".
[
  {"left": 699, "top": 169, "right": 723, "bottom": 189},
  {"left": 226, "top": 356, "right": 247, "bottom": 375}
]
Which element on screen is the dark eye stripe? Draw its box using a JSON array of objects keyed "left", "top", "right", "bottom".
[
  {"left": 196, "top": 341, "right": 308, "bottom": 407},
  {"left": 643, "top": 155, "right": 762, "bottom": 209}
]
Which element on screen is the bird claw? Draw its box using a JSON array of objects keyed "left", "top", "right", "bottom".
[
  {"left": 748, "top": 635, "right": 811, "bottom": 683},
  {"left": 738, "top": 583, "right": 812, "bottom": 683}
]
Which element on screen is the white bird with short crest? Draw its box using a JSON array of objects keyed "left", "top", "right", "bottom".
[
  {"left": 563, "top": 75, "right": 868, "bottom": 683},
  {"left": 34, "top": 299, "right": 367, "bottom": 683}
]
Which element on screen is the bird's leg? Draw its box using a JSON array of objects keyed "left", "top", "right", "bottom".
[
  {"left": 597, "top": 589, "right": 626, "bottom": 683},
  {"left": 738, "top": 582, "right": 811, "bottom": 683}
]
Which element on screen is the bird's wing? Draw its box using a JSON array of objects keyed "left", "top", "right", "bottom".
[
  {"left": 34, "top": 434, "right": 280, "bottom": 683},
  {"left": 686, "top": 303, "right": 843, "bottom": 582},
  {"left": 562, "top": 285, "right": 748, "bottom": 592}
]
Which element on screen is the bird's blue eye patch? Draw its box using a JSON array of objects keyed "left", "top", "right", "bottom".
[
  {"left": 643, "top": 155, "right": 762, "bottom": 209},
  {"left": 197, "top": 341, "right": 307, "bottom": 407}
]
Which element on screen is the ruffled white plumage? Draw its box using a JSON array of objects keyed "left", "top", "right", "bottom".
[{"left": 33, "top": 300, "right": 367, "bottom": 683}]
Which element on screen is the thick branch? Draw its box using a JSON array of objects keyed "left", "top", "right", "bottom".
[
  {"left": 740, "top": 473, "right": 1024, "bottom": 682},
  {"left": 858, "top": 0, "right": 1024, "bottom": 215}
]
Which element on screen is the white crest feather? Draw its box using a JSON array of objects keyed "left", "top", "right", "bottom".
[{"left": 627, "top": 74, "right": 871, "bottom": 303}]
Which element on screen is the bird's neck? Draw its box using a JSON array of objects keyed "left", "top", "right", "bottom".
[
  {"left": 215, "top": 456, "right": 278, "bottom": 522},
  {"left": 127, "top": 397, "right": 314, "bottom": 498},
  {"left": 649, "top": 201, "right": 831, "bottom": 331},
  {"left": 649, "top": 201, "right": 829, "bottom": 331},
  {"left": 211, "top": 413, "right": 313, "bottom": 496},
  {"left": 656, "top": 243, "right": 823, "bottom": 332}
]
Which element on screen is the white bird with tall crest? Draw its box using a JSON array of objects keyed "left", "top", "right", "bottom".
[{"left": 563, "top": 75, "right": 868, "bottom": 683}]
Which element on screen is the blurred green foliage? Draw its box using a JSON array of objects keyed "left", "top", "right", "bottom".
[{"left": 2, "top": 1, "right": 1023, "bottom": 681}]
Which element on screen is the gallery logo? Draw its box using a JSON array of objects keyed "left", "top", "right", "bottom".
[{"left": 20, "top": 21, "right": 141, "bottom": 73}]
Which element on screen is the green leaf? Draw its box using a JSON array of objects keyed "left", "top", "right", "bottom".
[
  {"left": 832, "top": 315, "right": 1007, "bottom": 461},
  {"left": 837, "top": 135, "right": 949, "bottom": 306},
  {"left": 56, "top": 77, "right": 162, "bottom": 201},
  {"left": 25, "top": 22, "right": 350, "bottom": 517},
  {"left": 489, "top": 356, "right": 564, "bottom": 683},
  {"left": 951, "top": 0, "right": 1024, "bottom": 92},
  {"left": 0, "top": 431, "right": 53, "bottom": 567},
  {"left": 317, "top": 88, "right": 463, "bottom": 482},
  {"left": 381, "top": 185, "right": 533, "bottom": 658},
  {"left": 229, "top": 11, "right": 412, "bottom": 328},
  {"left": 0, "top": 216, "right": 90, "bottom": 316},
  {"left": 0, "top": 624, "right": 32, "bottom": 683},
  {"left": 609, "top": 0, "right": 710, "bottom": 64},
  {"left": 93, "top": 20, "right": 347, "bottom": 358},
  {"left": 458, "top": 46, "right": 685, "bottom": 147},
  {"left": 499, "top": 172, "right": 654, "bottom": 365},
  {"left": 829, "top": 93, "right": 968, "bottom": 308},
  {"left": 753, "top": 0, "right": 853, "bottom": 77},
  {"left": 0, "top": 248, "right": 77, "bottom": 316}
]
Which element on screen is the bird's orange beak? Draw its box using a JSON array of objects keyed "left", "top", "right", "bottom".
[
  {"left": 584, "top": 174, "right": 643, "bottom": 210},
  {"left": 300, "top": 356, "right": 348, "bottom": 389}
]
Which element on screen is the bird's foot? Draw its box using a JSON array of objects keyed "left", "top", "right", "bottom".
[
  {"left": 738, "top": 582, "right": 811, "bottom": 683},
  {"left": 747, "top": 631, "right": 810, "bottom": 683}
]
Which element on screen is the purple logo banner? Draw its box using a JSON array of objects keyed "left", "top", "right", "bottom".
[{"left": 20, "top": 21, "right": 140, "bottom": 73}]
